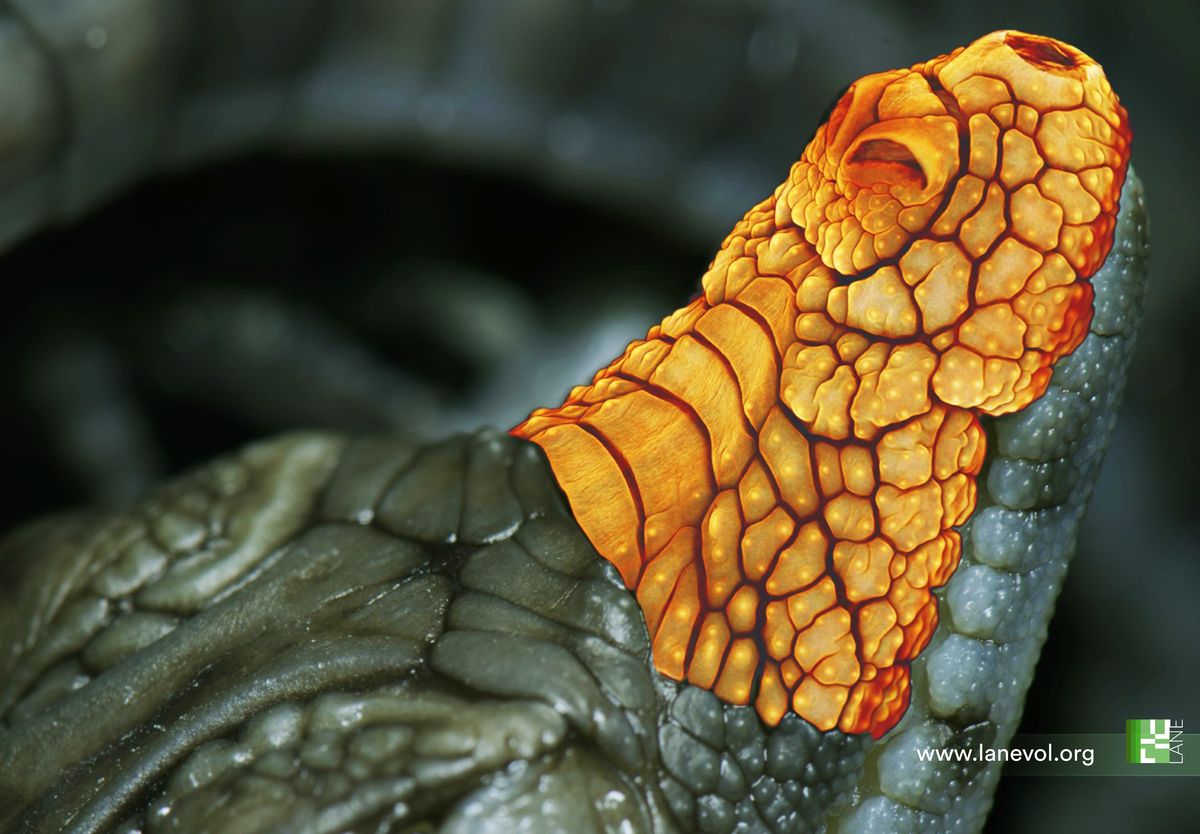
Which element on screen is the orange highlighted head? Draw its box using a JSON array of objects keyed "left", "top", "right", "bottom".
[
  {"left": 783, "top": 30, "right": 1131, "bottom": 415},
  {"left": 515, "top": 32, "right": 1133, "bottom": 742}
]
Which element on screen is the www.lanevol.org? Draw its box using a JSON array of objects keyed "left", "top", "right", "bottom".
[
  {"left": 911, "top": 723, "right": 1198, "bottom": 778},
  {"left": 917, "top": 743, "right": 1095, "bottom": 768}
]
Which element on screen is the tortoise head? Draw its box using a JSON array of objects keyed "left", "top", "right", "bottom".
[
  {"left": 514, "top": 31, "right": 1133, "bottom": 741},
  {"left": 781, "top": 29, "right": 1132, "bottom": 415}
]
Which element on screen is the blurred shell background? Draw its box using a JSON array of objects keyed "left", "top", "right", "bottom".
[{"left": 0, "top": 1, "right": 1196, "bottom": 830}]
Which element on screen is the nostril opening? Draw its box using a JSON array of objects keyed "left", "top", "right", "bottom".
[
  {"left": 847, "top": 139, "right": 927, "bottom": 189},
  {"left": 1005, "top": 33, "right": 1077, "bottom": 69}
]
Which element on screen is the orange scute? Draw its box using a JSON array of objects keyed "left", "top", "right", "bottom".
[{"left": 513, "top": 29, "right": 1130, "bottom": 739}]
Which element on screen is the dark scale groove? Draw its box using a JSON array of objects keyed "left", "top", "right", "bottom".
[{"left": 576, "top": 419, "right": 649, "bottom": 571}]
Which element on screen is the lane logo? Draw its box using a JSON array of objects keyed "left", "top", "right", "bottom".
[{"left": 1126, "top": 719, "right": 1184, "bottom": 765}]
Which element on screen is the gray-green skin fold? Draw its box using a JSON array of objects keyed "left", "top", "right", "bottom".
[{"left": 0, "top": 168, "right": 1150, "bottom": 832}]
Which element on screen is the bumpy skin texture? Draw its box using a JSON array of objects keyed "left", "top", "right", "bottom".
[
  {"left": 0, "top": 169, "right": 1150, "bottom": 834},
  {"left": 513, "top": 31, "right": 1131, "bottom": 738},
  {"left": 0, "top": 430, "right": 867, "bottom": 834}
]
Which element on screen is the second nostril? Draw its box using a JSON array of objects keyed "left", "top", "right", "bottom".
[{"left": 1005, "top": 33, "right": 1077, "bottom": 70}]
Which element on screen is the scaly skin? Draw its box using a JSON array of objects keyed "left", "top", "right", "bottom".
[{"left": 513, "top": 30, "right": 1131, "bottom": 739}]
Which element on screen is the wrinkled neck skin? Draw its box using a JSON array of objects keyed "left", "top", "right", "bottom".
[{"left": 512, "top": 29, "right": 1131, "bottom": 741}]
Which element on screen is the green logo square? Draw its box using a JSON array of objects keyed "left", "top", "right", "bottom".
[{"left": 1127, "top": 719, "right": 1184, "bottom": 764}]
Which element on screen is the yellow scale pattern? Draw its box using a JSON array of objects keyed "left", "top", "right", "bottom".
[{"left": 513, "top": 31, "right": 1131, "bottom": 738}]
